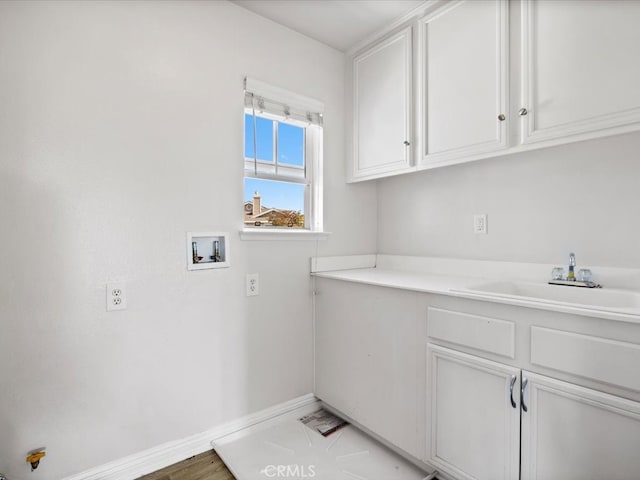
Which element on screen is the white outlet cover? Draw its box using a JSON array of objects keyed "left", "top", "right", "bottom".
[
  {"left": 106, "top": 282, "right": 127, "bottom": 311},
  {"left": 474, "top": 214, "right": 488, "bottom": 234},
  {"left": 246, "top": 273, "right": 259, "bottom": 297}
]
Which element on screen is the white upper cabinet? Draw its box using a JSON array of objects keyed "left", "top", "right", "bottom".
[
  {"left": 419, "top": 0, "right": 509, "bottom": 166},
  {"left": 350, "top": 26, "right": 414, "bottom": 181},
  {"left": 347, "top": 0, "right": 640, "bottom": 182},
  {"left": 520, "top": 0, "right": 640, "bottom": 145}
]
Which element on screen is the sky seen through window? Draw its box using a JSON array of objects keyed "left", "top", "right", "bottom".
[{"left": 244, "top": 113, "right": 305, "bottom": 212}]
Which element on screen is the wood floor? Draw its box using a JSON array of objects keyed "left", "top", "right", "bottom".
[{"left": 138, "top": 450, "right": 235, "bottom": 480}]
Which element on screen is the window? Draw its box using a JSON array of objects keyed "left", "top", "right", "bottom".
[{"left": 243, "top": 78, "right": 324, "bottom": 235}]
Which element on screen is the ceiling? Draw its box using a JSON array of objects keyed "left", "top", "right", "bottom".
[{"left": 232, "top": 0, "right": 426, "bottom": 52}]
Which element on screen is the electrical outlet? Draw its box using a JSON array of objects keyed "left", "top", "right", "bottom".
[
  {"left": 106, "top": 282, "right": 127, "bottom": 311},
  {"left": 246, "top": 273, "right": 259, "bottom": 297},
  {"left": 474, "top": 214, "right": 488, "bottom": 234}
]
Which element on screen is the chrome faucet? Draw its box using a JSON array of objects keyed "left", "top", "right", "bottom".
[
  {"left": 567, "top": 252, "right": 576, "bottom": 281},
  {"left": 549, "top": 252, "right": 601, "bottom": 288}
]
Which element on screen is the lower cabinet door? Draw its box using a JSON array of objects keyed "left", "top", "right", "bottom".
[
  {"left": 521, "top": 371, "right": 640, "bottom": 480},
  {"left": 427, "top": 344, "right": 520, "bottom": 480}
]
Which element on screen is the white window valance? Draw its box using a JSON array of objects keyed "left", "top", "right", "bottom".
[{"left": 244, "top": 77, "right": 324, "bottom": 126}]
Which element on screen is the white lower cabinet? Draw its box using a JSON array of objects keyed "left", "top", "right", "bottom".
[
  {"left": 521, "top": 371, "right": 640, "bottom": 480},
  {"left": 427, "top": 345, "right": 640, "bottom": 480},
  {"left": 315, "top": 281, "right": 640, "bottom": 479},
  {"left": 427, "top": 344, "right": 521, "bottom": 480},
  {"left": 314, "top": 279, "right": 420, "bottom": 458}
]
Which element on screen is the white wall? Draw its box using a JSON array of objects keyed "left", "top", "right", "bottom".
[
  {"left": 0, "top": 1, "right": 376, "bottom": 478},
  {"left": 378, "top": 131, "right": 640, "bottom": 268}
]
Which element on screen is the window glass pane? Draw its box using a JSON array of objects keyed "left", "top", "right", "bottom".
[
  {"left": 244, "top": 178, "right": 305, "bottom": 228},
  {"left": 244, "top": 114, "right": 273, "bottom": 162},
  {"left": 278, "top": 122, "right": 304, "bottom": 167},
  {"left": 244, "top": 113, "right": 253, "bottom": 158}
]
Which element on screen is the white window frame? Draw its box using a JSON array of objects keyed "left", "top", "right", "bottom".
[{"left": 241, "top": 78, "right": 326, "bottom": 240}]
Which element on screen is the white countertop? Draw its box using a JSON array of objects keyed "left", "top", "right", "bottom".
[{"left": 311, "top": 255, "right": 640, "bottom": 324}]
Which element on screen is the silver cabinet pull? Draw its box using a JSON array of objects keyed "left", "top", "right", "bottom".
[
  {"left": 403, "top": 140, "right": 410, "bottom": 146},
  {"left": 521, "top": 376, "right": 529, "bottom": 412},
  {"left": 519, "top": 107, "right": 528, "bottom": 116},
  {"left": 509, "top": 375, "right": 517, "bottom": 409},
  {"left": 498, "top": 114, "right": 506, "bottom": 121}
]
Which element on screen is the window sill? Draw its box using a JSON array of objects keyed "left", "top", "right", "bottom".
[{"left": 239, "top": 229, "right": 331, "bottom": 241}]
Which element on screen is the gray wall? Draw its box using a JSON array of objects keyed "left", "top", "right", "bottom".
[
  {"left": 0, "top": 1, "right": 376, "bottom": 478},
  {"left": 378, "top": 131, "right": 640, "bottom": 268}
]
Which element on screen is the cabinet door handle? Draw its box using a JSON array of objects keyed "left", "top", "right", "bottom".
[
  {"left": 403, "top": 140, "right": 410, "bottom": 146},
  {"left": 521, "top": 376, "right": 529, "bottom": 412},
  {"left": 509, "top": 375, "right": 517, "bottom": 409},
  {"left": 519, "top": 107, "right": 528, "bottom": 116},
  {"left": 498, "top": 113, "right": 506, "bottom": 121}
]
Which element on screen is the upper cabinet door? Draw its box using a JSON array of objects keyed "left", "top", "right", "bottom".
[
  {"left": 520, "top": 0, "right": 640, "bottom": 145},
  {"left": 351, "top": 26, "right": 413, "bottom": 181},
  {"left": 419, "top": 0, "right": 509, "bottom": 166}
]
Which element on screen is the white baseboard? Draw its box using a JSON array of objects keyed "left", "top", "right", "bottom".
[{"left": 62, "top": 393, "right": 317, "bottom": 480}]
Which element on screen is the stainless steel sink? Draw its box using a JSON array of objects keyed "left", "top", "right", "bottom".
[{"left": 461, "top": 280, "right": 640, "bottom": 310}]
